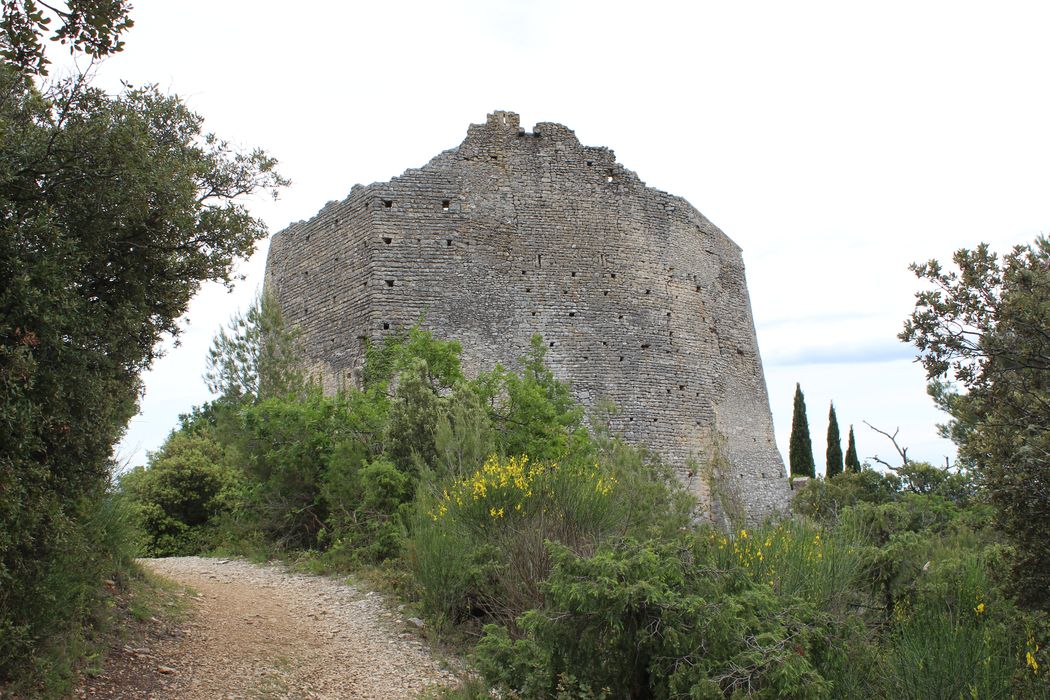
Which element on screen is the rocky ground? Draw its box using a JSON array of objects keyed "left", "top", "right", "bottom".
[{"left": 74, "top": 557, "right": 460, "bottom": 699}]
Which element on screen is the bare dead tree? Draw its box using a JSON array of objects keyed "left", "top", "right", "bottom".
[{"left": 863, "top": 421, "right": 909, "bottom": 471}]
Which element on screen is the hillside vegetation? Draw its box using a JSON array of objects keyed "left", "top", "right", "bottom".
[{"left": 115, "top": 286, "right": 1048, "bottom": 698}]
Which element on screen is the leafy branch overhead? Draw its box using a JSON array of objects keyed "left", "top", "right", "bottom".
[{"left": 1, "top": 0, "right": 134, "bottom": 75}]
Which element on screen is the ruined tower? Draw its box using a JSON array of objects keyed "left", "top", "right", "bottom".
[{"left": 265, "top": 111, "right": 789, "bottom": 523}]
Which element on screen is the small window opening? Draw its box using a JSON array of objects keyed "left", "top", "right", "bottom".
[
  {"left": 532, "top": 311, "right": 537, "bottom": 316},
  {"left": 603, "top": 290, "right": 609, "bottom": 296},
  {"left": 447, "top": 239, "right": 453, "bottom": 247},
  {"left": 383, "top": 199, "right": 392, "bottom": 208},
  {"left": 641, "top": 343, "right": 650, "bottom": 350},
  {"left": 696, "top": 285, "right": 702, "bottom": 292},
  {"left": 382, "top": 322, "right": 390, "bottom": 330},
  {"left": 537, "top": 254, "right": 542, "bottom": 268},
  {"left": 679, "top": 384, "right": 685, "bottom": 391},
  {"left": 568, "top": 311, "right": 575, "bottom": 317},
  {"left": 525, "top": 287, "right": 531, "bottom": 293},
  {"left": 611, "top": 273, "right": 617, "bottom": 279},
  {"left": 602, "top": 341, "right": 608, "bottom": 346},
  {"left": 619, "top": 355, "right": 624, "bottom": 362},
  {"left": 549, "top": 341, "right": 555, "bottom": 348},
  {"left": 385, "top": 279, "right": 394, "bottom": 287},
  {"left": 666, "top": 312, "right": 671, "bottom": 317},
  {"left": 653, "top": 418, "right": 658, "bottom": 423},
  {"left": 645, "top": 289, "right": 651, "bottom": 295},
  {"left": 382, "top": 237, "right": 392, "bottom": 244},
  {"left": 442, "top": 200, "right": 450, "bottom": 211},
  {"left": 618, "top": 314, "right": 624, "bottom": 320},
  {"left": 571, "top": 271, "right": 576, "bottom": 277},
  {"left": 563, "top": 290, "right": 568, "bottom": 295},
  {"left": 629, "top": 416, "right": 634, "bottom": 422},
  {"left": 606, "top": 175, "right": 614, "bottom": 183},
  {"left": 491, "top": 155, "right": 498, "bottom": 161},
  {"left": 586, "top": 160, "right": 593, "bottom": 166}
]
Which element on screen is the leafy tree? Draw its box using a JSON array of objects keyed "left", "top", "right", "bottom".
[
  {"left": 901, "top": 236, "right": 1050, "bottom": 609},
  {"left": 120, "top": 432, "right": 241, "bottom": 556},
  {"left": 789, "top": 383, "right": 815, "bottom": 478},
  {"left": 845, "top": 425, "right": 861, "bottom": 473},
  {"left": 481, "top": 335, "right": 588, "bottom": 462},
  {"left": 1, "top": 0, "right": 133, "bottom": 75},
  {"left": 204, "top": 288, "right": 305, "bottom": 403},
  {"left": 0, "top": 33, "right": 284, "bottom": 681},
  {"left": 826, "top": 402, "right": 844, "bottom": 478}
]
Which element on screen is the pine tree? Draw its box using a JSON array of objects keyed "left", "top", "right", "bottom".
[
  {"left": 789, "top": 383, "right": 815, "bottom": 478},
  {"left": 825, "top": 402, "right": 844, "bottom": 478},
  {"left": 845, "top": 425, "right": 861, "bottom": 472}
]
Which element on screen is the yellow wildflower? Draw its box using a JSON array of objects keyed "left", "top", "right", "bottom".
[
  {"left": 1027, "top": 651, "right": 1039, "bottom": 674},
  {"left": 974, "top": 602, "right": 985, "bottom": 616}
]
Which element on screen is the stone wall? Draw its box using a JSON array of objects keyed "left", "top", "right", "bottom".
[{"left": 265, "top": 111, "right": 790, "bottom": 524}]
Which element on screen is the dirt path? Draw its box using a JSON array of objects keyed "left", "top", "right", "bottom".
[{"left": 77, "top": 557, "right": 458, "bottom": 699}]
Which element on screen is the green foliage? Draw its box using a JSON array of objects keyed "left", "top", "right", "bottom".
[
  {"left": 475, "top": 538, "right": 837, "bottom": 699},
  {"left": 204, "top": 288, "right": 305, "bottom": 403},
  {"left": 479, "top": 335, "right": 588, "bottom": 462},
  {"left": 792, "top": 468, "right": 900, "bottom": 522},
  {"left": 901, "top": 236, "right": 1050, "bottom": 609},
  {"left": 825, "top": 403, "right": 843, "bottom": 478},
  {"left": 469, "top": 493, "right": 1047, "bottom": 699},
  {"left": 0, "top": 487, "right": 140, "bottom": 695},
  {"left": 0, "top": 39, "right": 283, "bottom": 684},
  {"left": 789, "top": 383, "right": 815, "bottom": 478},
  {"left": 1, "top": 0, "right": 134, "bottom": 75},
  {"left": 844, "top": 425, "right": 861, "bottom": 473},
  {"left": 408, "top": 447, "right": 690, "bottom": 629},
  {"left": 119, "top": 432, "right": 241, "bottom": 556},
  {"left": 238, "top": 390, "right": 351, "bottom": 549}
]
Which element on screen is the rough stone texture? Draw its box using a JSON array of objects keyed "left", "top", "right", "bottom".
[{"left": 265, "top": 111, "right": 789, "bottom": 523}]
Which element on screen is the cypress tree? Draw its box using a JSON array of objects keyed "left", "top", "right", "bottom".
[
  {"left": 845, "top": 425, "right": 861, "bottom": 472},
  {"left": 789, "top": 383, "right": 815, "bottom": 478},
  {"left": 826, "top": 402, "right": 844, "bottom": 477}
]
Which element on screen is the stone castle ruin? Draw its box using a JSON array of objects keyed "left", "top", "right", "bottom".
[{"left": 265, "top": 111, "right": 789, "bottom": 523}]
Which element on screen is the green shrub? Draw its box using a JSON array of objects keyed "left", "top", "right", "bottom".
[
  {"left": 705, "top": 519, "right": 867, "bottom": 615},
  {"left": 792, "top": 468, "right": 898, "bottom": 522},
  {"left": 475, "top": 539, "right": 837, "bottom": 699},
  {"left": 408, "top": 448, "right": 689, "bottom": 628},
  {"left": 0, "top": 487, "right": 139, "bottom": 695},
  {"left": 120, "top": 432, "right": 241, "bottom": 556}
]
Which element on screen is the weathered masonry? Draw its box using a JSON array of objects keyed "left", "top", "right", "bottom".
[{"left": 265, "top": 111, "right": 789, "bottom": 523}]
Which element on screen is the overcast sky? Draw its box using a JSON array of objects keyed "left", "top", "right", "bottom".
[{"left": 81, "top": 0, "right": 1049, "bottom": 472}]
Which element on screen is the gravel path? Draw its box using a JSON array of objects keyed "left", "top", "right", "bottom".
[{"left": 82, "top": 557, "right": 459, "bottom": 699}]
